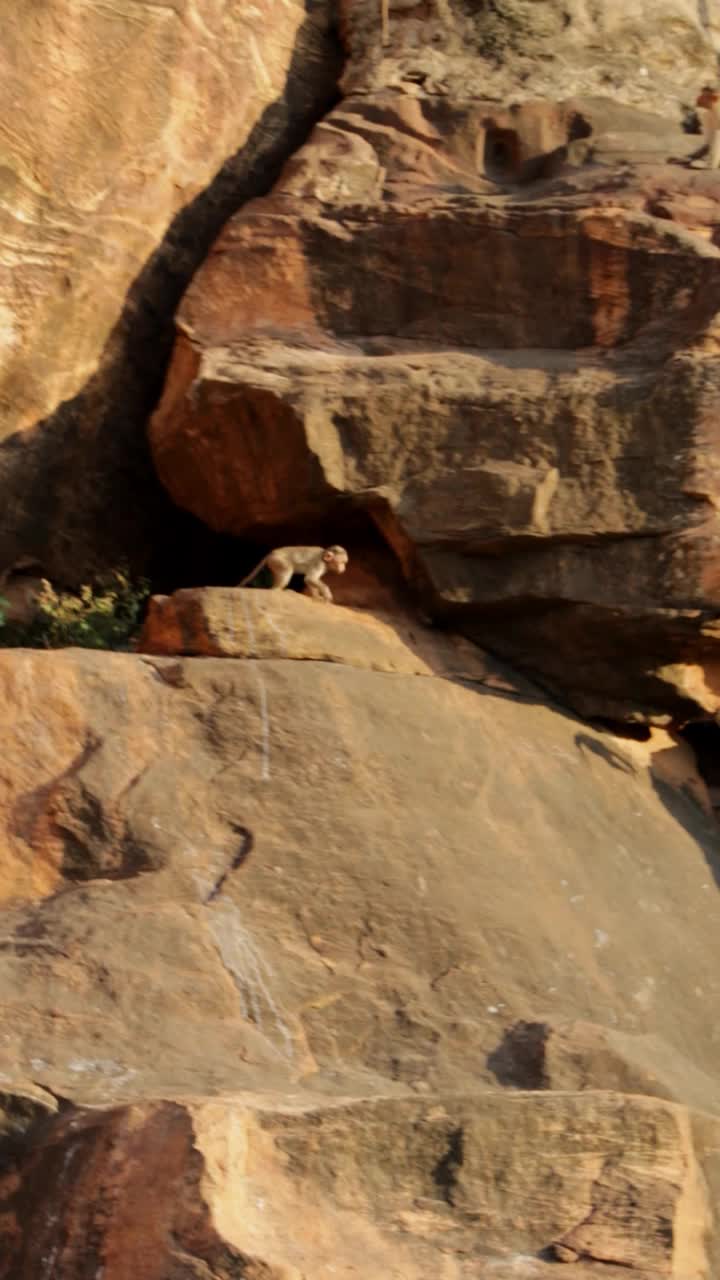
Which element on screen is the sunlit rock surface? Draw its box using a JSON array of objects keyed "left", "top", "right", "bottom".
[
  {"left": 2, "top": 1092, "right": 717, "bottom": 1279},
  {"left": 150, "top": 3, "right": 720, "bottom": 721},
  {"left": 4, "top": 1, "right": 720, "bottom": 1275},
  {"left": 139, "top": 584, "right": 512, "bottom": 684},
  {"left": 0, "top": 0, "right": 339, "bottom": 576},
  {"left": 0, "top": 643, "right": 719, "bottom": 1274}
]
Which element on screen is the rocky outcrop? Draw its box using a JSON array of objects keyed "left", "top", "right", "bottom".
[
  {"left": 5, "top": 1, "right": 720, "bottom": 1274},
  {"left": 149, "top": 6, "right": 720, "bottom": 721},
  {"left": 0, "top": 634, "right": 719, "bottom": 1273},
  {"left": 139, "top": 584, "right": 519, "bottom": 686},
  {"left": 0, "top": 0, "right": 340, "bottom": 579},
  {"left": 340, "top": 0, "right": 720, "bottom": 112},
  {"left": 1, "top": 1091, "right": 717, "bottom": 1279}
]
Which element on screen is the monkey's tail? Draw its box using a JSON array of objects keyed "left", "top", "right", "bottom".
[{"left": 237, "top": 558, "right": 266, "bottom": 589}]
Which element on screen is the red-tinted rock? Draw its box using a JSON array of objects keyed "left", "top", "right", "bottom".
[{"left": 150, "top": 88, "right": 720, "bottom": 720}]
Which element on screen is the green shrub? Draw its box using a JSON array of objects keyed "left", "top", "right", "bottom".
[{"left": 0, "top": 568, "right": 150, "bottom": 650}]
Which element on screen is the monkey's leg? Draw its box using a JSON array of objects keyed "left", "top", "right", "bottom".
[
  {"left": 316, "top": 580, "right": 335, "bottom": 601},
  {"left": 305, "top": 575, "right": 333, "bottom": 601},
  {"left": 270, "top": 566, "right": 294, "bottom": 590}
]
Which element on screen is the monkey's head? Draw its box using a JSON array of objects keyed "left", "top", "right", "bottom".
[
  {"left": 323, "top": 545, "right": 349, "bottom": 573},
  {"left": 697, "top": 85, "right": 719, "bottom": 109}
]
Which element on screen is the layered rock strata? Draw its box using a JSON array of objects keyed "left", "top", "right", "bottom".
[
  {"left": 150, "top": 10, "right": 720, "bottom": 720},
  {"left": 2, "top": 1092, "right": 717, "bottom": 1279}
]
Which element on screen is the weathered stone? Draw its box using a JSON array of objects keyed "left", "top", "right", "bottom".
[
  {"left": 0, "top": 1090, "right": 716, "bottom": 1279},
  {"left": 0, "top": 0, "right": 339, "bottom": 579},
  {"left": 149, "top": 81, "right": 720, "bottom": 720},
  {"left": 553, "top": 1242, "right": 582, "bottom": 1262},
  {"left": 0, "top": 648, "right": 719, "bottom": 1110},
  {"left": 6, "top": 1, "right": 720, "bottom": 1272},
  {"left": 488, "top": 1016, "right": 720, "bottom": 1117},
  {"left": 339, "top": 0, "right": 720, "bottom": 114},
  {"left": 0, "top": 642, "right": 719, "bottom": 1272},
  {"left": 138, "top": 585, "right": 517, "bottom": 688}
]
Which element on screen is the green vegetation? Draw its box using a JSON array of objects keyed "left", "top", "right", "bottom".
[{"left": 0, "top": 568, "right": 150, "bottom": 650}]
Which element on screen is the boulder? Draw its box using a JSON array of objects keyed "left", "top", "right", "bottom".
[
  {"left": 138, "top": 584, "right": 518, "bottom": 688},
  {"left": 1, "top": 1091, "right": 716, "bottom": 1278},
  {"left": 149, "top": 77, "right": 720, "bottom": 720}
]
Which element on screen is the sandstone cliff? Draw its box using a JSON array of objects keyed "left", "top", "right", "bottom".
[
  {"left": 1, "top": 1, "right": 720, "bottom": 1278},
  {"left": 0, "top": 0, "right": 340, "bottom": 579},
  {"left": 1, "top": 636, "right": 720, "bottom": 1279},
  {"left": 149, "top": 0, "right": 720, "bottom": 722}
]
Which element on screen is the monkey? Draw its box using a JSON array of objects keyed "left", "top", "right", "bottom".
[
  {"left": 381, "top": 0, "right": 389, "bottom": 44},
  {"left": 696, "top": 86, "right": 720, "bottom": 168},
  {"left": 237, "top": 545, "right": 349, "bottom": 603}
]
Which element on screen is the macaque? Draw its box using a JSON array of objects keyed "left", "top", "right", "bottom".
[
  {"left": 237, "top": 545, "right": 349, "bottom": 602},
  {"left": 696, "top": 86, "right": 720, "bottom": 168}
]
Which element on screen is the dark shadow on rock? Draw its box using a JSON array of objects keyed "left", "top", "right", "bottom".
[
  {"left": 0, "top": 5, "right": 343, "bottom": 586},
  {"left": 486, "top": 1020, "right": 550, "bottom": 1089},
  {"left": 681, "top": 719, "right": 720, "bottom": 795},
  {"left": 574, "top": 732, "right": 635, "bottom": 773},
  {"left": 10, "top": 731, "right": 165, "bottom": 882},
  {"left": 0, "top": 1091, "right": 65, "bottom": 1173},
  {"left": 651, "top": 773, "right": 720, "bottom": 892},
  {"left": 432, "top": 1127, "right": 464, "bottom": 1205}
]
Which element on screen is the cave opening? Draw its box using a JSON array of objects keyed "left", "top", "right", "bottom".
[
  {"left": 482, "top": 127, "right": 521, "bottom": 181},
  {"left": 146, "top": 500, "right": 414, "bottom": 615},
  {"left": 0, "top": 488, "right": 417, "bottom": 647}
]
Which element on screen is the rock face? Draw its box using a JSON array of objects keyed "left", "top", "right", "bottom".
[
  {"left": 6, "top": 1, "right": 720, "bottom": 1275},
  {"left": 340, "top": 0, "right": 720, "bottom": 111},
  {"left": 0, "top": 631, "right": 720, "bottom": 1274},
  {"left": 2, "top": 1092, "right": 717, "bottom": 1279},
  {"left": 0, "top": 0, "right": 340, "bottom": 579},
  {"left": 149, "top": 3, "right": 720, "bottom": 721},
  {"left": 139, "top": 584, "right": 516, "bottom": 685}
]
